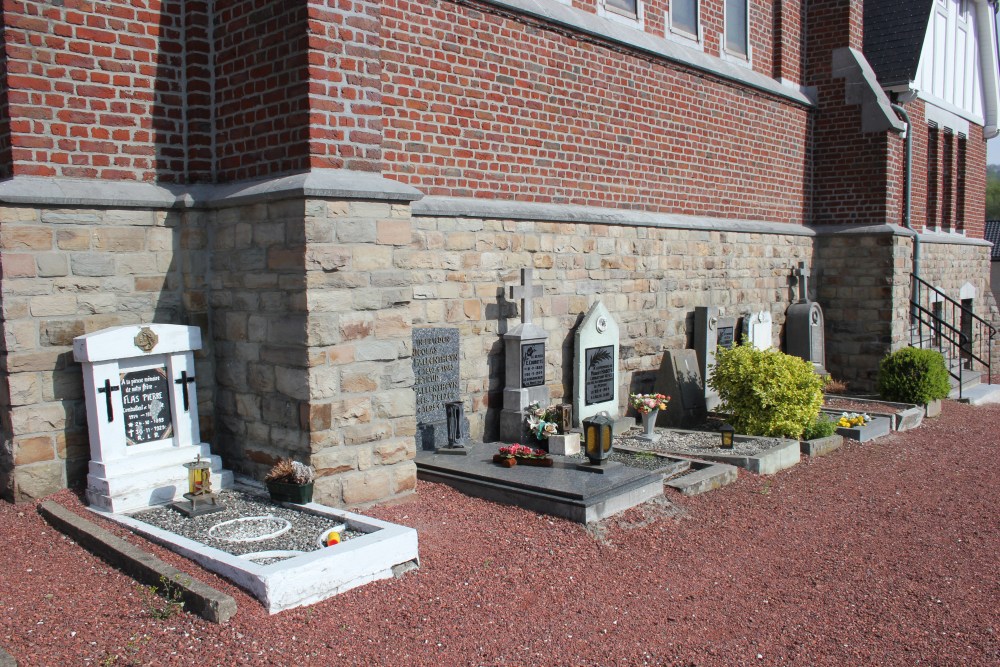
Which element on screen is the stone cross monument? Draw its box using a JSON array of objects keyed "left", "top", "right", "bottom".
[
  {"left": 500, "top": 268, "right": 550, "bottom": 443},
  {"left": 786, "top": 261, "right": 827, "bottom": 374}
]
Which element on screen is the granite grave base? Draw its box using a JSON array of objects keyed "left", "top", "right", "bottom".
[
  {"left": 415, "top": 442, "right": 664, "bottom": 523},
  {"left": 821, "top": 411, "right": 893, "bottom": 442}
]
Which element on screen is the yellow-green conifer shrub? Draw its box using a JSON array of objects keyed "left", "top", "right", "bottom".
[{"left": 708, "top": 344, "right": 824, "bottom": 439}]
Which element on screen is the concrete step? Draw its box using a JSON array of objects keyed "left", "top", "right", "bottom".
[
  {"left": 948, "top": 366, "right": 982, "bottom": 393},
  {"left": 951, "top": 383, "right": 1000, "bottom": 405}
]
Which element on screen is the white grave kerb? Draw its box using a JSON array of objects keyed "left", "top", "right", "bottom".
[{"left": 73, "top": 324, "right": 231, "bottom": 513}]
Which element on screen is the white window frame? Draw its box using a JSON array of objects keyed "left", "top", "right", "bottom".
[
  {"left": 667, "top": 0, "right": 700, "bottom": 43},
  {"left": 600, "top": 0, "right": 644, "bottom": 28},
  {"left": 722, "top": 0, "right": 751, "bottom": 65}
]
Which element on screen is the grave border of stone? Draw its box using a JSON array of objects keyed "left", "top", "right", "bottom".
[
  {"left": 823, "top": 394, "right": 924, "bottom": 431},
  {"left": 819, "top": 410, "right": 893, "bottom": 443},
  {"left": 799, "top": 433, "right": 844, "bottom": 458},
  {"left": 613, "top": 444, "right": 739, "bottom": 495},
  {"left": 631, "top": 427, "right": 801, "bottom": 475},
  {"left": 94, "top": 493, "right": 419, "bottom": 614}
]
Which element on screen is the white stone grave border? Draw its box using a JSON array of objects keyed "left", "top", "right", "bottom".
[{"left": 95, "top": 500, "right": 419, "bottom": 614}]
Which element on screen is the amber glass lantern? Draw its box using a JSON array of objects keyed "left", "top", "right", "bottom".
[
  {"left": 583, "top": 413, "right": 614, "bottom": 465},
  {"left": 184, "top": 454, "right": 212, "bottom": 496},
  {"left": 720, "top": 423, "right": 735, "bottom": 449}
]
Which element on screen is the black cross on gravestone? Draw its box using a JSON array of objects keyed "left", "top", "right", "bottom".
[
  {"left": 793, "top": 261, "right": 811, "bottom": 303},
  {"left": 509, "top": 267, "right": 543, "bottom": 326},
  {"left": 97, "top": 378, "right": 120, "bottom": 422},
  {"left": 175, "top": 370, "right": 196, "bottom": 412}
]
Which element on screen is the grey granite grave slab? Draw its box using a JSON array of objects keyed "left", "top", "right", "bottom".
[
  {"left": 413, "top": 328, "right": 461, "bottom": 451},
  {"left": 415, "top": 443, "right": 664, "bottom": 523}
]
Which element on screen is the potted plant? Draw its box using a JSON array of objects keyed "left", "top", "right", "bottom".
[{"left": 264, "top": 458, "right": 316, "bottom": 503}]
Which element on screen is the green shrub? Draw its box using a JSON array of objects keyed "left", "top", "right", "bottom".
[
  {"left": 708, "top": 344, "right": 824, "bottom": 439},
  {"left": 802, "top": 414, "right": 837, "bottom": 440},
  {"left": 877, "top": 347, "right": 951, "bottom": 404}
]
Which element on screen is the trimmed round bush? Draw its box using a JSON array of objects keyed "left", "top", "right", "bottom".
[
  {"left": 708, "top": 344, "right": 824, "bottom": 439},
  {"left": 877, "top": 347, "right": 951, "bottom": 405}
]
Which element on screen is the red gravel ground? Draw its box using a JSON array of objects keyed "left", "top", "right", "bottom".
[{"left": 2, "top": 401, "right": 999, "bottom": 666}]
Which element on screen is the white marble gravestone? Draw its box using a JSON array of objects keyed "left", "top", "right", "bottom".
[
  {"left": 744, "top": 310, "right": 773, "bottom": 350},
  {"left": 573, "top": 301, "right": 620, "bottom": 427},
  {"left": 73, "top": 324, "right": 232, "bottom": 513}
]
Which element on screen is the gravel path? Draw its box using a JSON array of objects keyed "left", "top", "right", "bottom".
[{"left": 2, "top": 400, "right": 998, "bottom": 666}]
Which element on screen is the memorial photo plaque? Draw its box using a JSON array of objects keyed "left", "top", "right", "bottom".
[
  {"left": 121, "top": 366, "right": 173, "bottom": 446},
  {"left": 521, "top": 342, "right": 546, "bottom": 388},
  {"left": 585, "top": 345, "right": 615, "bottom": 405}
]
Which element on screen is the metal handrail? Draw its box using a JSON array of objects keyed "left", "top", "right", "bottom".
[{"left": 910, "top": 275, "right": 995, "bottom": 399}]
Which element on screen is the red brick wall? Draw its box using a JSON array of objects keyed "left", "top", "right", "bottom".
[
  {"left": 307, "top": 0, "right": 384, "bottom": 172},
  {"left": 380, "top": 0, "right": 810, "bottom": 222},
  {"left": 806, "top": 0, "right": 898, "bottom": 226},
  {"left": 774, "top": 0, "right": 803, "bottom": 83},
  {"left": 0, "top": 0, "right": 186, "bottom": 181},
  {"left": 212, "top": 0, "right": 311, "bottom": 181}
]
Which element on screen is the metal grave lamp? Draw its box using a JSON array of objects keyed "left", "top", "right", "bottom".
[
  {"left": 171, "top": 453, "right": 224, "bottom": 517},
  {"left": 720, "top": 423, "right": 735, "bottom": 449},
  {"left": 583, "top": 412, "right": 614, "bottom": 465}
]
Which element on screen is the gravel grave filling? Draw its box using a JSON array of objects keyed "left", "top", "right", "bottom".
[
  {"left": 132, "top": 490, "right": 365, "bottom": 564},
  {"left": 614, "top": 427, "right": 786, "bottom": 456}
]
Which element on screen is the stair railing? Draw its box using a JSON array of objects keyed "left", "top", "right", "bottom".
[{"left": 910, "top": 275, "right": 995, "bottom": 400}]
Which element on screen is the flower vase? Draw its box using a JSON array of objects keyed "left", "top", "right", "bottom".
[{"left": 639, "top": 409, "right": 659, "bottom": 440}]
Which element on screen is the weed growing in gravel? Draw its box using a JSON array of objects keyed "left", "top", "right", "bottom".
[
  {"left": 99, "top": 633, "right": 150, "bottom": 666},
  {"left": 139, "top": 574, "right": 187, "bottom": 620}
]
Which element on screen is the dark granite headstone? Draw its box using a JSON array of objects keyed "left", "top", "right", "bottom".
[
  {"left": 121, "top": 366, "right": 173, "bottom": 446},
  {"left": 413, "top": 328, "right": 461, "bottom": 450}
]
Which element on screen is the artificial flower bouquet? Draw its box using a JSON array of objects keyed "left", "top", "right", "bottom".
[
  {"left": 629, "top": 393, "right": 670, "bottom": 415},
  {"left": 837, "top": 412, "right": 871, "bottom": 428},
  {"left": 493, "top": 443, "right": 554, "bottom": 468},
  {"left": 525, "top": 402, "right": 562, "bottom": 440}
]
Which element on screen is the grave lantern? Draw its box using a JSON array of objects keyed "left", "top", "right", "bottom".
[
  {"left": 185, "top": 453, "right": 212, "bottom": 496},
  {"left": 175, "top": 453, "right": 223, "bottom": 517},
  {"left": 720, "top": 423, "right": 735, "bottom": 449},
  {"left": 583, "top": 412, "right": 614, "bottom": 464}
]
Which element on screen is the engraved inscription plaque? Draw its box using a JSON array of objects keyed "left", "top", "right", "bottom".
[
  {"left": 121, "top": 366, "right": 173, "bottom": 446},
  {"left": 585, "top": 345, "right": 615, "bottom": 405},
  {"left": 413, "top": 328, "right": 461, "bottom": 450},
  {"left": 521, "top": 342, "right": 545, "bottom": 388}
]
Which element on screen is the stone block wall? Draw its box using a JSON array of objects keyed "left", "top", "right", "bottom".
[
  {"left": 208, "top": 196, "right": 417, "bottom": 508},
  {"left": 406, "top": 207, "right": 813, "bottom": 440},
  {"left": 813, "top": 227, "right": 912, "bottom": 391},
  {"left": 0, "top": 202, "right": 210, "bottom": 502}
]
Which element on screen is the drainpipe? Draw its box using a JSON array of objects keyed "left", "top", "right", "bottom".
[
  {"left": 973, "top": 0, "right": 1000, "bottom": 139},
  {"left": 891, "top": 103, "right": 919, "bottom": 281}
]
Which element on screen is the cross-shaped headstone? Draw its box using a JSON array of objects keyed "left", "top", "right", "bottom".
[
  {"left": 509, "top": 267, "right": 543, "bottom": 326},
  {"left": 175, "top": 370, "right": 197, "bottom": 412},
  {"left": 97, "top": 378, "right": 120, "bottom": 422},
  {"left": 793, "top": 261, "right": 810, "bottom": 303}
]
